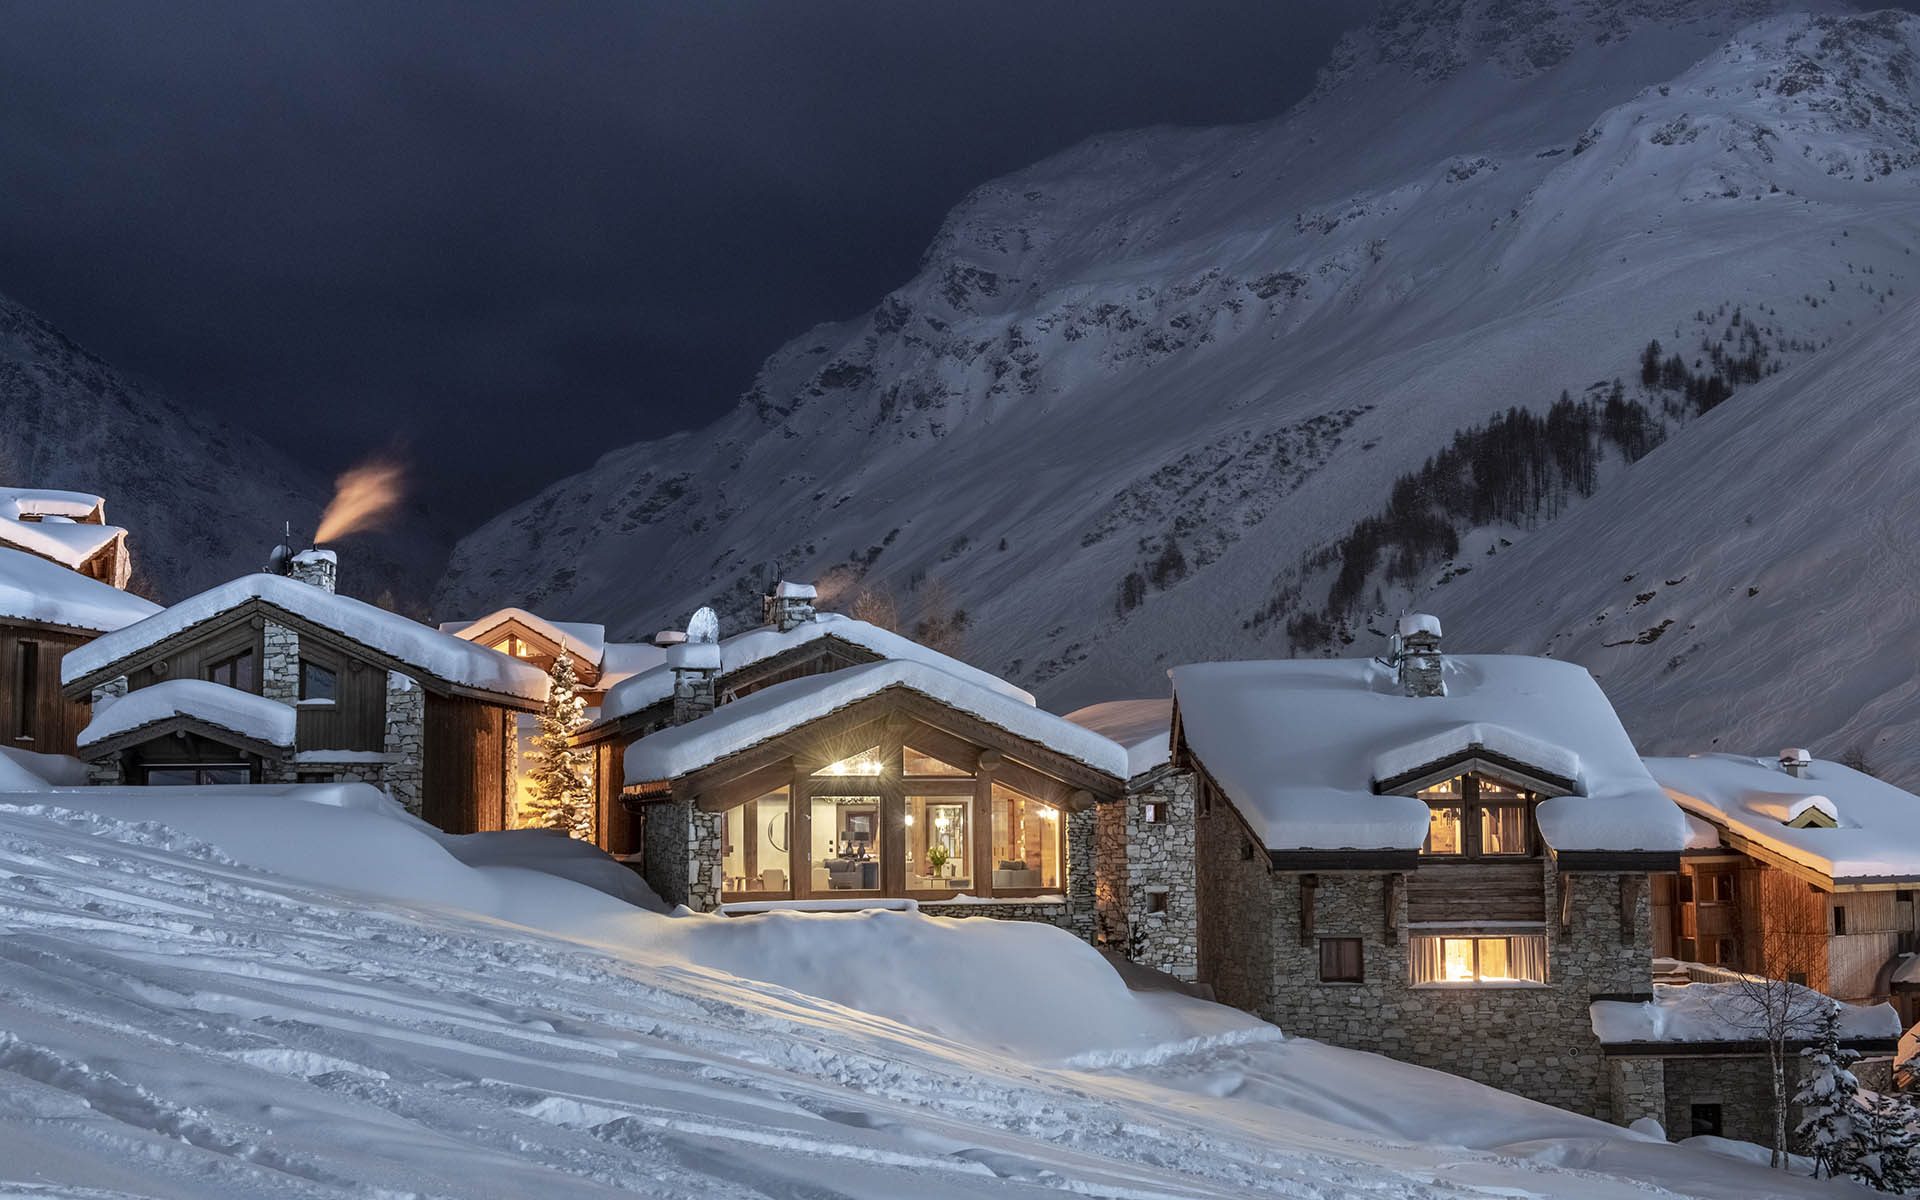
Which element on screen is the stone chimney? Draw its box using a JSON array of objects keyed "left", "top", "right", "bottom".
[
  {"left": 670, "top": 606, "right": 722, "bottom": 724},
  {"left": 1396, "top": 613, "right": 1445, "bottom": 698},
  {"left": 1780, "top": 747, "right": 1812, "bottom": 779},
  {"left": 288, "top": 549, "right": 338, "bottom": 594},
  {"left": 762, "top": 580, "right": 818, "bottom": 633}
]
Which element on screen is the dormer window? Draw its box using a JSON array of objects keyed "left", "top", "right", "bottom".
[
  {"left": 1416, "top": 772, "right": 1538, "bottom": 858},
  {"left": 1785, "top": 796, "right": 1838, "bottom": 829}
]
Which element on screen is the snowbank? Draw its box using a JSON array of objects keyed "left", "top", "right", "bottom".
[
  {"left": 594, "top": 611, "right": 1035, "bottom": 727},
  {"left": 624, "top": 659, "right": 1128, "bottom": 785},
  {"left": 0, "top": 746, "right": 90, "bottom": 791},
  {"left": 0, "top": 546, "right": 158, "bottom": 633},
  {"left": 1652, "top": 754, "right": 1920, "bottom": 882},
  {"left": 62, "top": 573, "right": 549, "bottom": 702},
  {"left": 1591, "top": 983, "right": 1900, "bottom": 1045},
  {"left": 1172, "top": 656, "right": 1686, "bottom": 853},
  {"left": 78, "top": 678, "right": 297, "bottom": 751}
]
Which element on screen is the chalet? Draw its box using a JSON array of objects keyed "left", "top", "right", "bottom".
[
  {"left": 0, "top": 487, "right": 134, "bottom": 589},
  {"left": 1168, "top": 616, "right": 1688, "bottom": 1119},
  {"left": 59, "top": 551, "right": 549, "bottom": 832},
  {"left": 1649, "top": 751, "right": 1920, "bottom": 1026},
  {"left": 604, "top": 584, "right": 1129, "bottom": 930},
  {"left": 574, "top": 581, "right": 1040, "bottom": 859},
  {"left": 1, "top": 546, "right": 160, "bottom": 757},
  {"left": 441, "top": 607, "right": 664, "bottom": 839}
]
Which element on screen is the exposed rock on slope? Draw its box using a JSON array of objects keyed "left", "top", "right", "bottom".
[{"left": 440, "top": 2, "right": 1919, "bottom": 712}]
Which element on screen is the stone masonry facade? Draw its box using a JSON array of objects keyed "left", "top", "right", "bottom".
[
  {"left": 1194, "top": 780, "right": 1654, "bottom": 1118},
  {"left": 639, "top": 798, "right": 724, "bottom": 911},
  {"left": 262, "top": 620, "right": 301, "bottom": 704},
  {"left": 383, "top": 671, "right": 424, "bottom": 815},
  {"left": 1094, "top": 771, "right": 1197, "bottom": 980}
]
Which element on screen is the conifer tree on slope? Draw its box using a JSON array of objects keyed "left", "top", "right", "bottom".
[
  {"left": 1856, "top": 1090, "right": 1919, "bottom": 1193},
  {"left": 1795, "top": 1000, "right": 1863, "bottom": 1179},
  {"left": 524, "top": 649, "right": 593, "bottom": 839}
]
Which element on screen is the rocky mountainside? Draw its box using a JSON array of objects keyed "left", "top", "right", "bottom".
[
  {"left": 439, "top": 0, "right": 1920, "bottom": 714},
  {"left": 1441, "top": 295, "right": 1920, "bottom": 784},
  {"left": 0, "top": 291, "right": 442, "bottom": 609}
]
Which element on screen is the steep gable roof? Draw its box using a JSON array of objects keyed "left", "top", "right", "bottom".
[
  {"left": 0, "top": 546, "right": 158, "bottom": 634},
  {"left": 61, "top": 574, "right": 548, "bottom": 705}
]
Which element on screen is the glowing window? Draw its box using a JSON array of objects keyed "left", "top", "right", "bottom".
[
  {"left": 813, "top": 747, "right": 886, "bottom": 777},
  {"left": 1412, "top": 934, "right": 1547, "bottom": 985},
  {"left": 903, "top": 746, "right": 969, "bottom": 776},
  {"left": 1424, "top": 805, "right": 1464, "bottom": 855}
]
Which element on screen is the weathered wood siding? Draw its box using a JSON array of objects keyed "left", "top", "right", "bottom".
[
  {"left": 422, "top": 695, "right": 508, "bottom": 835},
  {"left": 2, "top": 624, "right": 96, "bottom": 757},
  {"left": 1407, "top": 861, "right": 1545, "bottom": 924},
  {"left": 129, "top": 619, "right": 262, "bottom": 692},
  {"left": 1650, "top": 872, "right": 1678, "bottom": 960},
  {"left": 597, "top": 741, "right": 637, "bottom": 855},
  {"left": 293, "top": 661, "right": 387, "bottom": 751}
]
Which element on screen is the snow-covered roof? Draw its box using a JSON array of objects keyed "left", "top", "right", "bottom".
[
  {"left": 0, "top": 486, "right": 105, "bottom": 521},
  {"left": 1171, "top": 655, "right": 1687, "bottom": 854},
  {"left": 593, "top": 612, "right": 1034, "bottom": 729},
  {"left": 1591, "top": 983, "right": 1899, "bottom": 1046},
  {"left": 63, "top": 574, "right": 550, "bottom": 704},
  {"left": 0, "top": 547, "right": 159, "bottom": 633},
  {"left": 772, "top": 580, "right": 817, "bottom": 599},
  {"left": 442, "top": 608, "right": 610, "bottom": 668},
  {"left": 624, "top": 659, "right": 1126, "bottom": 786},
  {"left": 1064, "top": 699, "right": 1173, "bottom": 779},
  {"left": 1650, "top": 754, "right": 1920, "bottom": 884},
  {"left": 0, "top": 512, "right": 125, "bottom": 571},
  {"left": 78, "top": 678, "right": 296, "bottom": 753}
]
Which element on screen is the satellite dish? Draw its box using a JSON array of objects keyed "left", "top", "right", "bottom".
[{"left": 686, "top": 606, "right": 720, "bottom": 645}]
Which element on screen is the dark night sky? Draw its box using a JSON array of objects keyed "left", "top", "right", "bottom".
[{"left": 0, "top": 2, "right": 1363, "bottom": 532}]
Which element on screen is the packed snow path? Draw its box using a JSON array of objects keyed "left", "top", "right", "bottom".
[{"left": 0, "top": 797, "right": 1844, "bottom": 1198}]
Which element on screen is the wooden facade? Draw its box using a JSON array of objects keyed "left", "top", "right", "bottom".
[
  {"left": 2, "top": 620, "right": 95, "bottom": 757},
  {"left": 629, "top": 686, "right": 1117, "bottom": 906},
  {"left": 422, "top": 694, "right": 510, "bottom": 835}
]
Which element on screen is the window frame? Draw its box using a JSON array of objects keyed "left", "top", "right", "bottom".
[
  {"left": 1414, "top": 772, "right": 1539, "bottom": 859},
  {"left": 298, "top": 657, "right": 339, "bottom": 704},
  {"left": 12, "top": 638, "right": 38, "bottom": 741},
  {"left": 1319, "top": 937, "right": 1364, "bottom": 984}
]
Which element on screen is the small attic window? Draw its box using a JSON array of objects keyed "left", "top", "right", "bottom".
[{"left": 1785, "top": 795, "right": 1838, "bottom": 829}]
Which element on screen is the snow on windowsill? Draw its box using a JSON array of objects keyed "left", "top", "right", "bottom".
[
  {"left": 917, "top": 893, "right": 1066, "bottom": 906},
  {"left": 718, "top": 898, "right": 919, "bottom": 915},
  {"left": 296, "top": 698, "right": 336, "bottom": 708}
]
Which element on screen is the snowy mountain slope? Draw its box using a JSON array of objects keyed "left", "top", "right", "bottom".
[
  {"left": 1438, "top": 295, "right": 1920, "bottom": 786},
  {"left": 439, "top": 2, "right": 1919, "bottom": 711},
  {"left": 0, "top": 784, "right": 1846, "bottom": 1198},
  {"left": 0, "top": 290, "right": 444, "bottom": 607}
]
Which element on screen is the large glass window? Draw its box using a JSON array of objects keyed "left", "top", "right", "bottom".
[
  {"left": 907, "top": 795, "right": 972, "bottom": 890},
  {"left": 903, "top": 746, "right": 969, "bottom": 777},
  {"left": 145, "top": 764, "right": 251, "bottom": 786},
  {"left": 1416, "top": 772, "right": 1536, "bottom": 857},
  {"left": 723, "top": 789, "right": 792, "bottom": 896},
  {"left": 811, "top": 796, "right": 881, "bottom": 891},
  {"left": 1479, "top": 806, "right": 1528, "bottom": 855},
  {"left": 1424, "top": 805, "right": 1463, "bottom": 855},
  {"left": 1411, "top": 934, "right": 1547, "bottom": 985},
  {"left": 989, "top": 782, "right": 1061, "bottom": 891},
  {"left": 813, "top": 747, "right": 885, "bottom": 778}
]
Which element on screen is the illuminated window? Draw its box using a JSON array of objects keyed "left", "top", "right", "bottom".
[
  {"left": 1479, "top": 806, "right": 1528, "bottom": 855},
  {"left": 990, "top": 781, "right": 1060, "bottom": 890},
  {"left": 908, "top": 795, "right": 971, "bottom": 889},
  {"left": 722, "top": 789, "right": 791, "bottom": 896},
  {"left": 811, "top": 796, "right": 881, "bottom": 891},
  {"left": 813, "top": 746, "right": 886, "bottom": 777},
  {"left": 1411, "top": 934, "right": 1547, "bottom": 984},
  {"left": 492, "top": 635, "right": 537, "bottom": 659},
  {"left": 1424, "top": 805, "right": 1464, "bottom": 855},
  {"left": 1416, "top": 773, "right": 1538, "bottom": 857},
  {"left": 903, "top": 746, "right": 969, "bottom": 777}
]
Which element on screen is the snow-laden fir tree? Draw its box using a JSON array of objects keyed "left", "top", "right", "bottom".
[
  {"left": 1857, "top": 1091, "right": 1920, "bottom": 1194},
  {"left": 1795, "top": 1000, "right": 1864, "bottom": 1179},
  {"left": 522, "top": 649, "right": 593, "bottom": 839}
]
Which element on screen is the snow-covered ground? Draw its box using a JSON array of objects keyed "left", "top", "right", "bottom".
[{"left": 0, "top": 775, "right": 1855, "bottom": 1198}]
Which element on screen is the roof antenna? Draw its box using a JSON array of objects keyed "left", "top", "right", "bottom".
[{"left": 265, "top": 521, "right": 295, "bottom": 575}]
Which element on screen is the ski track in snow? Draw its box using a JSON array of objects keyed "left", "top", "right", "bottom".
[{"left": 0, "top": 800, "right": 1844, "bottom": 1199}]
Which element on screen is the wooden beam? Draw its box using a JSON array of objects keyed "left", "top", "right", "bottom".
[
  {"left": 1619, "top": 873, "right": 1642, "bottom": 946},
  {"left": 693, "top": 759, "right": 798, "bottom": 813},
  {"left": 1299, "top": 874, "right": 1318, "bottom": 947}
]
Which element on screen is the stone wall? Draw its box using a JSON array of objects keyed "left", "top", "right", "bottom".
[
  {"left": 1124, "top": 771, "right": 1197, "bottom": 980},
  {"left": 922, "top": 900, "right": 1070, "bottom": 929},
  {"left": 1657, "top": 1051, "right": 1895, "bottom": 1144},
  {"left": 1607, "top": 1056, "right": 1666, "bottom": 1127},
  {"left": 262, "top": 620, "right": 300, "bottom": 704},
  {"left": 383, "top": 672, "right": 424, "bottom": 815},
  {"left": 1066, "top": 806, "right": 1096, "bottom": 941},
  {"left": 1094, "top": 797, "right": 1126, "bottom": 948},
  {"left": 1193, "top": 779, "right": 1277, "bottom": 1015},
  {"left": 688, "top": 809, "right": 724, "bottom": 912},
  {"left": 641, "top": 798, "right": 691, "bottom": 906}
]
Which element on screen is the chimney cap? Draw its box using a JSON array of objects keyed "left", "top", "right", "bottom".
[
  {"left": 1398, "top": 613, "right": 1442, "bottom": 640},
  {"left": 652, "top": 629, "right": 688, "bottom": 647},
  {"left": 1780, "top": 747, "right": 1813, "bottom": 766},
  {"left": 772, "top": 580, "right": 818, "bottom": 600},
  {"left": 291, "top": 548, "right": 338, "bottom": 566}
]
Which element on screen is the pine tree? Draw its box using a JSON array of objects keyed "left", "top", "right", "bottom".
[
  {"left": 1795, "top": 1001, "right": 1864, "bottom": 1179},
  {"left": 1857, "top": 1091, "right": 1919, "bottom": 1193},
  {"left": 522, "top": 649, "right": 593, "bottom": 839}
]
